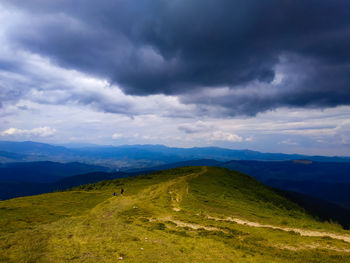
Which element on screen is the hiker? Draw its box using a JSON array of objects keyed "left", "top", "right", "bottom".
[
  {"left": 121, "top": 187, "right": 124, "bottom": 197},
  {"left": 113, "top": 192, "right": 117, "bottom": 196}
]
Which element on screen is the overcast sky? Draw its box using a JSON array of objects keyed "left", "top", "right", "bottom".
[{"left": 0, "top": 0, "right": 350, "bottom": 155}]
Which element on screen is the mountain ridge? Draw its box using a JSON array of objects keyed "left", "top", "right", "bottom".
[{"left": 1, "top": 166, "right": 350, "bottom": 262}]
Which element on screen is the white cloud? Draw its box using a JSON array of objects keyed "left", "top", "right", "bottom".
[
  {"left": 1, "top": 126, "right": 56, "bottom": 137},
  {"left": 112, "top": 133, "right": 123, "bottom": 139},
  {"left": 334, "top": 121, "right": 350, "bottom": 145},
  {"left": 211, "top": 131, "right": 243, "bottom": 142},
  {"left": 2, "top": 99, "right": 350, "bottom": 155}
]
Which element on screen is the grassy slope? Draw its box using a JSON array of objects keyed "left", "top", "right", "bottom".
[{"left": 1, "top": 166, "right": 350, "bottom": 262}]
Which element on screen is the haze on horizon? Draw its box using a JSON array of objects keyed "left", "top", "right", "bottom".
[{"left": 0, "top": 1, "right": 350, "bottom": 156}]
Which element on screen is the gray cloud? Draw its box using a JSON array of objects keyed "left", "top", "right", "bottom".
[
  {"left": 178, "top": 122, "right": 210, "bottom": 134},
  {"left": 1, "top": 0, "right": 350, "bottom": 116}
]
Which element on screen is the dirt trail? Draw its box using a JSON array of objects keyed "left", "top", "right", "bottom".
[
  {"left": 168, "top": 166, "right": 207, "bottom": 212},
  {"left": 154, "top": 216, "right": 350, "bottom": 253},
  {"left": 147, "top": 166, "right": 350, "bottom": 253},
  {"left": 274, "top": 243, "right": 350, "bottom": 253},
  {"left": 165, "top": 167, "right": 350, "bottom": 244},
  {"left": 207, "top": 215, "right": 350, "bottom": 243},
  {"left": 154, "top": 216, "right": 225, "bottom": 232}
]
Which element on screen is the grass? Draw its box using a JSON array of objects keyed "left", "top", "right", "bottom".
[
  {"left": 0, "top": 191, "right": 110, "bottom": 234},
  {"left": 1, "top": 166, "right": 350, "bottom": 262}
]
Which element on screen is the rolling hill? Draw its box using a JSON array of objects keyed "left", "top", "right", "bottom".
[
  {"left": 125, "top": 159, "right": 350, "bottom": 209},
  {"left": 2, "top": 158, "right": 350, "bottom": 213},
  {"left": 0, "top": 171, "right": 130, "bottom": 201},
  {"left": 220, "top": 160, "right": 350, "bottom": 209},
  {"left": 221, "top": 160, "right": 350, "bottom": 183},
  {"left": 1, "top": 166, "right": 350, "bottom": 262},
  {"left": 0, "top": 161, "right": 113, "bottom": 200},
  {"left": 0, "top": 161, "right": 110, "bottom": 183}
]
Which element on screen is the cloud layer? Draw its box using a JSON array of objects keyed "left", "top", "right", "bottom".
[
  {"left": 1, "top": 1, "right": 350, "bottom": 155},
  {"left": 1, "top": 0, "right": 350, "bottom": 116},
  {"left": 1, "top": 127, "right": 56, "bottom": 137}
]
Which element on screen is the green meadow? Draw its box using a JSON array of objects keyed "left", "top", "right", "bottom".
[{"left": 1, "top": 166, "right": 350, "bottom": 262}]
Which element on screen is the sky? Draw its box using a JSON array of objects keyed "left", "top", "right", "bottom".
[{"left": 0, "top": 0, "right": 350, "bottom": 156}]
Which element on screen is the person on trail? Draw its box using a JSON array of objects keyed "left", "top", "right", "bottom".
[
  {"left": 121, "top": 187, "right": 124, "bottom": 197},
  {"left": 113, "top": 192, "right": 117, "bottom": 196}
]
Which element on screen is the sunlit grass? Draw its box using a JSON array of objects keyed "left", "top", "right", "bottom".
[{"left": 1, "top": 166, "right": 350, "bottom": 262}]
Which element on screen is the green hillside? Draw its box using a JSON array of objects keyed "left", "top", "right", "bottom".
[{"left": 1, "top": 167, "right": 350, "bottom": 262}]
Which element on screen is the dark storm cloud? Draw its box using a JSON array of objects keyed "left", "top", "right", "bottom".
[{"left": 2, "top": 0, "right": 350, "bottom": 115}]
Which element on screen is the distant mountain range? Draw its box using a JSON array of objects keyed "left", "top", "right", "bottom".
[{"left": 1, "top": 141, "right": 350, "bottom": 169}]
